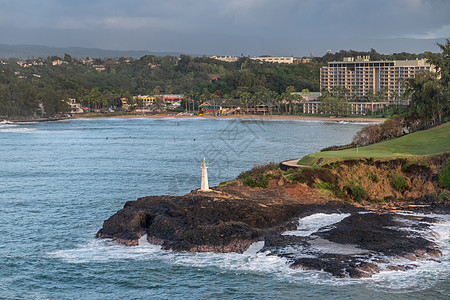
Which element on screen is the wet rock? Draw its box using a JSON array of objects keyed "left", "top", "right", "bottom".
[
  {"left": 96, "top": 190, "right": 351, "bottom": 253},
  {"left": 96, "top": 180, "right": 445, "bottom": 278},
  {"left": 317, "top": 213, "right": 439, "bottom": 257},
  {"left": 261, "top": 213, "right": 444, "bottom": 278},
  {"left": 387, "top": 265, "right": 415, "bottom": 271}
]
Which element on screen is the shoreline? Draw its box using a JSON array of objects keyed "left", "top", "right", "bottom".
[{"left": 70, "top": 114, "right": 385, "bottom": 123}]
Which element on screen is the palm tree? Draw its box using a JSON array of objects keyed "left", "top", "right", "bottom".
[{"left": 239, "top": 91, "right": 251, "bottom": 114}]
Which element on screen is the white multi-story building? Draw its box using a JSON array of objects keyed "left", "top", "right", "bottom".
[
  {"left": 320, "top": 56, "right": 435, "bottom": 102},
  {"left": 250, "top": 56, "right": 295, "bottom": 64},
  {"left": 210, "top": 56, "right": 239, "bottom": 63},
  {"left": 303, "top": 101, "right": 389, "bottom": 115}
]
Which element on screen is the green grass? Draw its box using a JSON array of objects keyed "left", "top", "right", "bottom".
[{"left": 299, "top": 122, "right": 450, "bottom": 166}]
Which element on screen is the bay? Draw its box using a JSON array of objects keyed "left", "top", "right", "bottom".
[{"left": 0, "top": 117, "right": 448, "bottom": 299}]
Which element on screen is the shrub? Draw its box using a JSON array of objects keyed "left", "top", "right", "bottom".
[
  {"left": 218, "top": 180, "right": 236, "bottom": 188},
  {"left": 333, "top": 189, "right": 348, "bottom": 200},
  {"left": 438, "top": 193, "right": 449, "bottom": 202},
  {"left": 353, "top": 124, "right": 382, "bottom": 146},
  {"left": 391, "top": 173, "right": 409, "bottom": 192},
  {"left": 313, "top": 181, "right": 335, "bottom": 190},
  {"left": 242, "top": 174, "right": 269, "bottom": 188},
  {"left": 287, "top": 169, "right": 307, "bottom": 184},
  {"left": 320, "top": 145, "right": 353, "bottom": 152},
  {"left": 238, "top": 162, "right": 278, "bottom": 179},
  {"left": 438, "top": 162, "right": 450, "bottom": 189},
  {"left": 345, "top": 183, "right": 368, "bottom": 203},
  {"left": 380, "top": 116, "right": 404, "bottom": 140},
  {"left": 369, "top": 172, "right": 379, "bottom": 182}
]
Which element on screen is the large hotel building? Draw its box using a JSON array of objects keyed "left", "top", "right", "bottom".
[{"left": 320, "top": 56, "right": 435, "bottom": 102}]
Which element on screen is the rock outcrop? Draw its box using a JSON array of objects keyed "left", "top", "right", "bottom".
[
  {"left": 97, "top": 155, "right": 449, "bottom": 278},
  {"left": 97, "top": 187, "right": 356, "bottom": 251},
  {"left": 263, "top": 213, "right": 443, "bottom": 278}
]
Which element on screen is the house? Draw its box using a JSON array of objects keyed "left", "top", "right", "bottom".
[
  {"left": 133, "top": 95, "right": 157, "bottom": 108},
  {"left": 221, "top": 102, "right": 240, "bottom": 115},
  {"left": 162, "top": 94, "right": 185, "bottom": 105},
  {"left": 148, "top": 62, "right": 160, "bottom": 69},
  {"left": 120, "top": 98, "right": 130, "bottom": 110},
  {"left": 167, "top": 102, "right": 182, "bottom": 110},
  {"left": 245, "top": 103, "right": 275, "bottom": 114},
  {"left": 93, "top": 65, "right": 106, "bottom": 72},
  {"left": 210, "top": 55, "right": 239, "bottom": 63},
  {"left": 17, "top": 61, "right": 31, "bottom": 67},
  {"left": 294, "top": 58, "right": 312, "bottom": 64},
  {"left": 52, "top": 60, "right": 68, "bottom": 66},
  {"left": 199, "top": 102, "right": 222, "bottom": 115},
  {"left": 250, "top": 56, "right": 295, "bottom": 64},
  {"left": 66, "top": 98, "right": 84, "bottom": 114}
]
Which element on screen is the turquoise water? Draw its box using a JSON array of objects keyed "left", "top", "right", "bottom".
[{"left": 0, "top": 118, "right": 448, "bottom": 299}]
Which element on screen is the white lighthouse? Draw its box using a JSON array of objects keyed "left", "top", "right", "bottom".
[{"left": 200, "top": 158, "right": 211, "bottom": 191}]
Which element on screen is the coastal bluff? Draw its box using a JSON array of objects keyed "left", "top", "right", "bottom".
[
  {"left": 97, "top": 155, "right": 449, "bottom": 278},
  {"left": 96, "top": 185, "right": 357, "bottom": 251}
]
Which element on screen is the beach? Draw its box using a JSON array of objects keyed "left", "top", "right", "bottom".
[{"left": 70, "top": 113, "right": 384, "bottom": 123}]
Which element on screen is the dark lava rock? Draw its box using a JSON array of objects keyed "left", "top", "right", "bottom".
[
  {"left": 97, "top": 187, "right": 445, "bottom": 278},
  {"left": 96, "top": 191, "right": 348, "bottom": 253},
  {"left": 261, "top": 213, "right": 443, "bottom": 278},
  {"left": 317, "top": 213, "right": 439, "bottom": 257}
]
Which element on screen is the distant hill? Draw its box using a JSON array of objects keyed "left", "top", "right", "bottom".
[{"left": 0, "top": 44, "right": 201, "bottom": 59}]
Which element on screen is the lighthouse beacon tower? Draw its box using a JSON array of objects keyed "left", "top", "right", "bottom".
[{"left": 200, "top": 158, "right": 211, "bottom": 191}]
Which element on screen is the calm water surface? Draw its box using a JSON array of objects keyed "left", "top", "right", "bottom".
[{"left": 0, "top": 118, "right": 448, "bottom": 299}]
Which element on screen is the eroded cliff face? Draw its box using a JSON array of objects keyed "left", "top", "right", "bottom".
[{"left": 322, "top": 153, "right": 449, "bottom": 203}]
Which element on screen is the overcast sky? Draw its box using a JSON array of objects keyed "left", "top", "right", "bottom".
[{"left": 0, "top": 0, "right": 448, "bottom": 56}]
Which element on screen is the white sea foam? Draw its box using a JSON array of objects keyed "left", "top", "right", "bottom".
[
  {"left": 243, "top": 241, "right": 265, "bottom": 255},
  {"left": 366, "top": 214, "right": 450, "bottom": 291},
  {"left": 0, "top": 127, "right": 37, "bottom": 133},
  {"left": 309, "top": 238, "right": 370, "bottom": 255},
  {"left": 283, "top": 213, "right": 351, "bottom": 236},
  {"left": 13, "top": 121, "right": 38, "bottom": 124},
  {"left": 49, "top": 213, "right": 449, "bottom": 289}
]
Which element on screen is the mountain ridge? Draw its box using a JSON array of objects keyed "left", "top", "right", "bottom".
[{"left": 0, "top": 43, "right": 204, "bottom": 59}]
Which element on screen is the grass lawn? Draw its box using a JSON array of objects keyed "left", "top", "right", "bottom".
[{"left": 298, "top": 122, "right": 450, "bottom": 166}]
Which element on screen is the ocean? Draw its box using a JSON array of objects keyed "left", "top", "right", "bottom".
[{"left": 0, "top": 117, "right": 448, "bottom": 299}]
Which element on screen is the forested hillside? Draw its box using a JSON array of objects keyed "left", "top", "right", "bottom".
[{"left": 0, "top": 48, "right": 432, "bottom": 118}]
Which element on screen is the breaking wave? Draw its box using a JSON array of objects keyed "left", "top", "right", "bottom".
[{"left": 48, "top": 213, "right": 450, "bottom": 291}]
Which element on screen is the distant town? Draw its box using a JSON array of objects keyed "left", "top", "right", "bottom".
[{"left": 0, "top": 48, "right": 439, "bottom": 119}]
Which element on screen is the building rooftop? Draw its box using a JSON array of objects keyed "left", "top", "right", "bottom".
[{"left": 328, "top": 57, "right": 429, "bottom": 66}]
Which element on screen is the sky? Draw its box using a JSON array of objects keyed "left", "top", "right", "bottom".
[{"left": 0, "top": 0, "right": 449, "bottom": 56}]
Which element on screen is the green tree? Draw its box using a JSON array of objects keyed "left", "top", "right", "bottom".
[
  {"left": 404, "top": 71, "right": 445, "bottom": 128},
  {"left": 318, "top": 95, "right": 350, "bottom": 116},
  {"left": 239, "top": 91, "right": 252, "bottom": 113}
]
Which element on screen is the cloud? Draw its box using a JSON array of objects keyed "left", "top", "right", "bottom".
[
  {"left": 0, "top": 0, "right": 448, "bottom": 54},
  {"left": 55, "top": 16, "right": 179, "bottom": 31},
  {"left": 404, "top": 24, "right": 450, "bottom": 39}
]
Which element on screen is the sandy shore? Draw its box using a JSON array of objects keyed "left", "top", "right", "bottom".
[{"left": 72, "top": 114, "right": 384, "bottom": 123}]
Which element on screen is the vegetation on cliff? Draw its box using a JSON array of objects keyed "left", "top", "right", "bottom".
[{"left": 236, "top": 123, "right": 449, "bottom": 204}]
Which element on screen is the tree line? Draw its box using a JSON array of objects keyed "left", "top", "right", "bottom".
[
  {"left": 0, "top": 47, "right": 442, "bottom": 118},
  {"left": 0, "top": 54, "right": 321, "bottom": 118}
]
